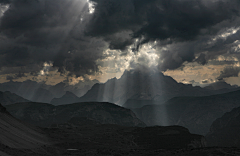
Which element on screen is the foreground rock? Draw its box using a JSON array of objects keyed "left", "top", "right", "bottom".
[
  {"left": 2, "top": 102, "right": 240, "bottom": 156},
  {"left": 0, "top": 103, "right": 50, "bottom": 149},
  {"left": 5, "top": 102, "right": 146, "bottom": 127},
  {"left": 206, "top": 106, "right": 240, "bottom": 147}
]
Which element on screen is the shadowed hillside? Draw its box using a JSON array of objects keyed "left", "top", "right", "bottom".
[
  {"left": 0, "top": 103, "right": 50, "bottom": 149},
  {"left": 132, "top": 90, "right": 240, "bottom": 135},
  {"left": 206, "top": 106, "right": 240, "bottom": 147},
  {"left": 5, "top": 102, "right": 146, "bottom": 127},
  {"left": 0, "top": 91, "right": 29, "bottom": 106}
]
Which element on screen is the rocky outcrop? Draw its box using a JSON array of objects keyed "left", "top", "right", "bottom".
[
  {"left": 5, "top": 102, "right": 146, "bottom": 128},
  {"left": 206, "top": 107, "right": 240, "bottom": 147}
]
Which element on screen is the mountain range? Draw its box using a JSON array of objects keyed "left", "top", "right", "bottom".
[
  {"left": 79, "top": 70, "right": 239, "bottom": 107},
  {"left": 132, "top": 90, "right": 240, "bottom": 135},
  {"left": 0, "top": 70, "right": 238, "bottom": 107},
  {"left": 50, "top": 91, "right": 80, "bottom": 105},
  {"left": 0, "top": 79, "right": 98, "bottom": 103}
]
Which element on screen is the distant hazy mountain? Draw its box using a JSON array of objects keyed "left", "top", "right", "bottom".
[
  {"left": 50, "top": 91, "right": 80, "bottom": 105},
  {"left": 0, "top": 79, "right": 99, "bottom": 104},
  {"left": 0, "top": 80, "right": 49, "bottom": 100},
  {"left": 206, "top": 106, "right": 240, "bottom": 147},
  {"left": 123, "top": 99, "right": 160, "bottom": 108},
  {"left": 0, "top": 103, "right": 49, "bottom": 149},
  {"left": 65, "top": 79, "right": 100, "bottom": 97},
  {"left": 31, "top": 88, "right": 55, "bottom": 103},
  {"left": 0, "top": 91, "right": 29, "bottom": 106},
  {"left": 5, "top": 102, "right": 146, "bottom": 127},
  {"left": 132, "top": 90, "right": 240, "bottom": 135},
  {"left": 79, "top": 70, "right": 221, "bottom": 106},
  {"left": 49, "top": 79, "right": 99, "bottom": 98},
  {"left": 48, "top": 82, "right": 66, "bottom": 98}
]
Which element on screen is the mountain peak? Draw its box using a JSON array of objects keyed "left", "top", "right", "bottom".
[{"left": 50, "top": 91, "right": 79, "bottom": 105}]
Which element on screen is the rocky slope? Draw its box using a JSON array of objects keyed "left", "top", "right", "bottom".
[
  {"left": 5, "top": 102, "right": 146, "bottom": 127},
  {"left": 0, "top": 103, "right": 50, "bottom": 149},
  {"left": 132, "top": 90, "right": 240, "bottom": 135},
  {"left": 0, "top": 91, "right": 29, "bottom": 106},
  {"left": 206, "top": 106, "right": 240, "bottom": 147}
]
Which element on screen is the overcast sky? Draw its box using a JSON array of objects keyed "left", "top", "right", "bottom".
[{"left": 0, "top": 0, "right": 240, "bottom": 86}]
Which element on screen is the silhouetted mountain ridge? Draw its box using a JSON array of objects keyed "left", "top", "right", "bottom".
[
  {"left": 132, "top": 89, "right": 240, "bottom": 135},
  {"left": 206, "top": 106, "right": 240, "bottom": 147},
  {"left": 50, "top": 91, "right": 80, "bottom": 105},
  {"left": 79, "top": 70, "right": 217, "bottom": 106},
  {"left": 0, "top": 79, "right": 98, "bottom": 104}
]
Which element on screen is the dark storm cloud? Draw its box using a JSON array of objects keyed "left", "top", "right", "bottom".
[
  {"left": 0, "top": 0, "right": 240, "bottom": 78},
  {"left": 0, "top": 0, "right": 10, "bottom": 4},
  {"left": 86, "top": 0, "right": 240, "bottom": 49},
  {"left": 84, "top": 0, "right": 240, "bottom": 73},
  {"left": 195, "top": 53, "right": 207, "bottom": 65},
  {"left": 218, "top": 66, "right": 240, "bottom": 80},
  {"left": 0, "top": 0, "right": 106, "bottom": 76},
  {"left": 156, "top": 41, "right": 199, "bottom": 71}
]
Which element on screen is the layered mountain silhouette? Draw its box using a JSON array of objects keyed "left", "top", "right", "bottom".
[
  {"left": 206, "top": 106, "right": 240, "bottom": 147},
  {"left": 5, "top": 102, "right": 146, "bottom": 127},
  {"left": 48, "top": 79, "right": 99, "bottom": 98},
  {"left": 0, "top": 79, "right": 98, "bottom": 103},
  {"left": 0, "top": 70, "right": 237, "bottom": 106},
  {"left": 0, "top": 91, "right": 29, "bottom": 106},
  {"left": 79, "top": 70, "right": 237, "bottom": 107},
  {"left": 132, "top": 90, "right": 240, "bottom": 135},
  {"left": 50, "top": 91, "right": 80, "bottom": 105}
]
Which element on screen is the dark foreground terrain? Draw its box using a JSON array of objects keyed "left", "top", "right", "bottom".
[
  {"left": 1, "top": 102, "right": 240, "bottom": 156},
  {"left": 2, "top": 124, "right": 240, "bottom": 156}
]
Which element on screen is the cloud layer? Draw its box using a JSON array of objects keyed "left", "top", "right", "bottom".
[{"left": 0, "top": 0, "right": 240, "bottom": 84}]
